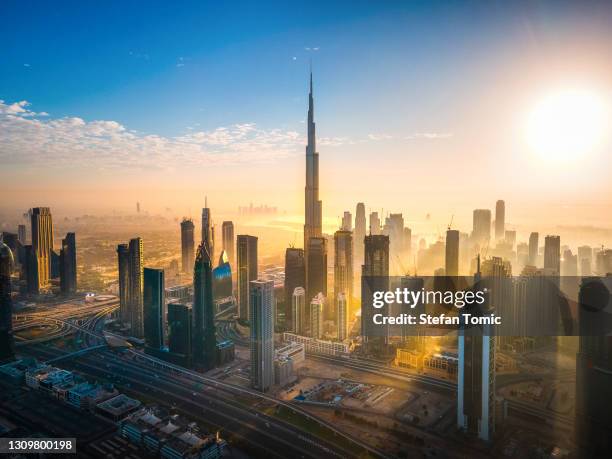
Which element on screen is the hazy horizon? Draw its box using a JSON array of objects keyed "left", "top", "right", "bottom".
[{"left": 2, "top": 1, "right": 612, "bottom": 233}]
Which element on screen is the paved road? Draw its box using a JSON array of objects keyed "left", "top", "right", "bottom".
[{"left": 24, "top": 345, "right": 371, "bottom": 459}]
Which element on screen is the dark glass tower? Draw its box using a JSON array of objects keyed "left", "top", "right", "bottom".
[
  {"left": 128, "top": 237, "right": 144, "bottom": 337},
  {"left": 24, "top": 244, "right": 39, "bottom": 295},
  {"left": 168, "top": 303, "right": 192, "bottom": 367},
  {"left": 192, "top": 243, "right": 216, "bottom": 371},
  {"left": 284, "top": 248, "right": 305, "bottom": 330},
  {"left": 575, "top": 276, "right": 612, "bottom": 456},
  {"left": 237, "top": 235, "right": 258, "bottom": 322},
  {"left": 0, "top": 242, "right": 15, "bottom": 363},
  {"left": 143, "top": 267, "right": 165, "bottom": 350},
  {"left": 361, "top": 235, "right": 389, "bottom": 351},
  {"left": 59, "top": 232, "right": 77, "bottom": 294},
  {"left": 445, "top": 229, "right": 460, "bottom": 277},
  {"left": 117, "top": 243, "right": 130, "bottom": 324},
  {"left": 306, "top": 237, "right": 327, "bottom": 304},
  {"left": 180, "top": 218, "right": 195, "bottom": 274}
]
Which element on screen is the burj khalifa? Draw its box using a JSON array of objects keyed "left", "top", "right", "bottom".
[{"left": 304, "top": 71, "right": 322, "bottom": 253}]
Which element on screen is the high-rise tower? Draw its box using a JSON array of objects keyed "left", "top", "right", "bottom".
[
  {"left": 192, "top": 243, "right": 217, "bottom": 370},
  {"left": 528, "top": 232, "right": 539, "bottom": 266},
  {"left": 354, "top": 203, "right": 366, "bottom": 294},
  {"left": 0, "top": 242, "right": 15, "bottom": 363},
  {"left": 495, "top": 200, "right": 505, "bottom": 241},
  {"left": 575, "top": 276, "right": 612, "bottom": 455},
  {"left": 472, "top": 209, "right": 491, "bottom": 247},
  {"left": 361, "top": 235, "right": 389, "bottom": 351},
  {"left": 334, "top": 230, "right": 353, "bottom": 320},
  {"left": 304, "top": 71, "right": 323, "bottom": 261},
  {"left": 117, "top": 244, "right": 130, "bottom": 324},
  {"left": 445, "top": 229, "right": 460, "bottom": 277},
  {"left": 201, "top": 197, "right": 215, "bottom": 262},
  {"left": 544, "top": 235, "right": 561, "bottom": 274},
  {"left": 457, "top": 258, "right": 496, "bottom": 442},
  {"left": 59, "top": 232, "right": 77, "bottom": 294},
  {"left": 128, "top": 237, "right": 144, "bottom": 337},
  {"left": 30, "top": 207, "right": 53, "bottom": 289},
  {"left": 237, "top": 235, "right": 258, "bottom": 321},
  {"left": 181, "top": 218, "right": 195, "bottom": 274},
  {"left": 250, "top": 279, "right": 275, "bottom": 392},
  {"left": 306, "top": 237, "right": 327, "bottom": 304},
  {"left": 143, "top": 267, "right": 165, "bottom": 350},
  {"left": 284, "top": 248, "right": 305, "bottom": 330},
  {"left": 221, "top": 221, "right": 235, "bottom": 267}
]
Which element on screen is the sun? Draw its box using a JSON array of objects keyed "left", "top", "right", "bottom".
[{"left": 525, "top": 89, "right": 609, "bottom": 161}]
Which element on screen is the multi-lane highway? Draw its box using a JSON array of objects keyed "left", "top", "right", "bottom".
[
  {"left": 24, "top": 344, "right": 381, "bottom": 459},
  {"left": 16, "top": 301, "right": 574, "bottom": 455},
  {"left": 16, "top": 304, "right": 388, "bottom": 459}
]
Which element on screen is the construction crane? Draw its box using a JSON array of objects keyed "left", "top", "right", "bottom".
[
  {"left": 395, "top": 255, "right": 410, "bottom": 277},
  {"left": 396, "top": 254, "right": 418, "bottom": 277}
]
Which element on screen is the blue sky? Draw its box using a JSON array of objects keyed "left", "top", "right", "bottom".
[
  {"left": 1, "top": 1, "right": 612, "bottom": 226},
  {"left": 4, "top": 0, "right": 602, "bottom": 136}
]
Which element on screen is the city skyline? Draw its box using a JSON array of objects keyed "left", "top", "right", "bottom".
[
  {"left": 1, "top": 2, "right": 612, "bottom": 230},
  {"left": 3, "top": 3, "right": 612, "bottom": 458}
]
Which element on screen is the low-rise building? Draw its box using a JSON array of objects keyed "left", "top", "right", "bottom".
[
  {"left": 120, "top": 407, "right": 226, "bottom": 458},
  {"left": 282, "top": 333, "right": 349, "bottom": 356},
  {"left": 275, "top": 342, "right": 305, "bottom": 364},
  {"left": 97, "top": 394, "right": 142, "bottom": 421},
  {"left": 25, "top": 365, "right": 73, "bottom": 391},
  {"left": 67, "top": 382, "right": 118, "bottom": 410},
  {"left": 274, "top": 357, "right": 295, "bottom": 387}
]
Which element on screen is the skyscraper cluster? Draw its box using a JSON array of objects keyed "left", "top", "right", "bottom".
[{"left": 1, "top": 207, "right": 78, "bottom": 296}]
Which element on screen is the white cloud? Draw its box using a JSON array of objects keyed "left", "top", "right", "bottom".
[
  {"left": 367, "top": 133, "right": 394, "bottom": 141},
  {"left": 0, "top": 99, "right": 453, "bottom": 173},
  {"left": 367, "top": 132, "right": 453, "bottom": 141},
  {"left": 406, "top": 132, "right": 454, "bottom": 140},
  {"left": 319, "top": 136, "right": 351, "bottom": 147},
  {"left": 0, "top": 99, "right": 306, "bottom": 170}
]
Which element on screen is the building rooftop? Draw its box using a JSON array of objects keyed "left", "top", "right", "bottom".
[{"left": 97, "top": 394, "right": 141, "bottom": 416}]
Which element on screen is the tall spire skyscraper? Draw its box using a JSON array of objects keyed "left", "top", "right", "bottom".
[
  {"left": 201, "top": 196, "right": 215, "bottom": 262},
  {"left": 304, "top": 70, "right": 322, "bottom": 254}
]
